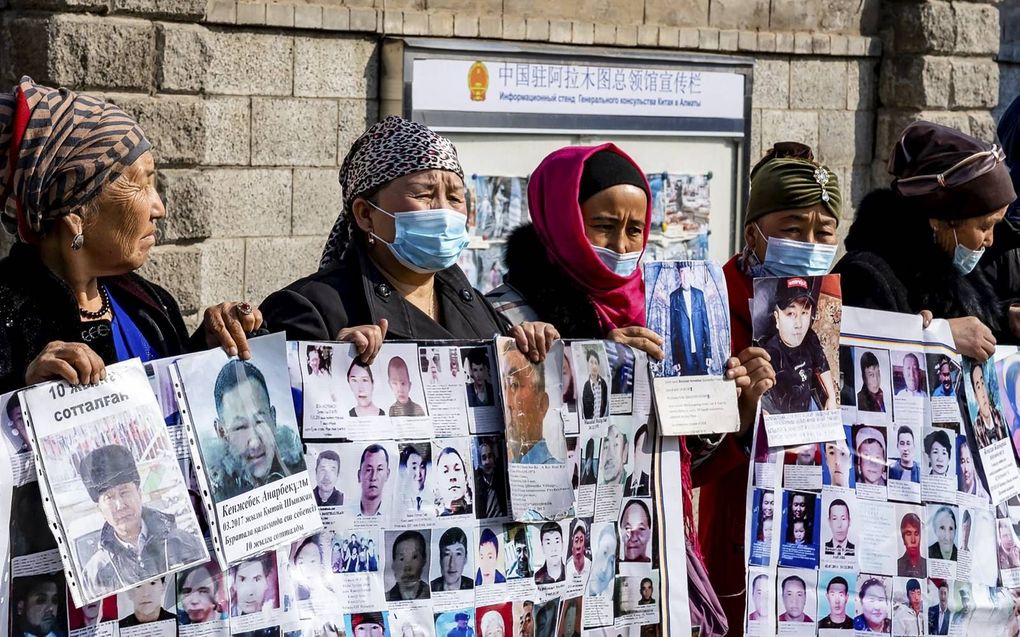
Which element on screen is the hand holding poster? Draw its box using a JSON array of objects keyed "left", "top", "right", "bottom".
[{"left": 20, "top": 359, "right": 208, "bottom": 606}]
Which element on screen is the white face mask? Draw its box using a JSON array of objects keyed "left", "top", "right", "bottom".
[{"left": 591, "top": 245, "right": 642, "bottom": 276}]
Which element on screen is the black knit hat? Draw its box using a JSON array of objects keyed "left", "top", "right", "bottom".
[
  {"left": 889, "top": 121, "right": 1016, "bottom": 220},
  {"left": 578, "top": 149, "right": 648, "bottom": 204},
  {"left": 79, "top": 444, "right": 140, "bottom": 502}
]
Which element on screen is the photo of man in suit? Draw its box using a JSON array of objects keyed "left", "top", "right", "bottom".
[
  {"left": 465, "top": 349, "right": 496, "bottom": 408},
  {"left": 823, "top": 499, "right": 855, "bottom": 558},
  {"left": 581, "top": 348, "right": 609, "bottom": 421},
  {"left": 928, "top": 581, "right": 951, "bottom": 635},
  {"left": 668, "top": 266, "right": 712, "bottom": 376}
]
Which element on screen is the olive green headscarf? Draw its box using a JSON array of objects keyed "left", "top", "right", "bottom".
[{"left": 745, "top": 157, "right": 842, "bottom": 225}]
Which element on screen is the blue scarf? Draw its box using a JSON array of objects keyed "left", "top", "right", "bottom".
[{"left": 107, "top": 286, "right": 156, "bottom": 362}]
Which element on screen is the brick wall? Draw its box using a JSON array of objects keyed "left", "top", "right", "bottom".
[{"left": 0, "top": 0, "right": 1008, "bottom": 324}]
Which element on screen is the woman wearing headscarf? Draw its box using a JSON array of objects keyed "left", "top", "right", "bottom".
[
  {"left": 832, "top": 121, "right": 1018, "bottom": 360},
  {"left": 260, "top": 116, "right": 555, "bottom": 362},
  {"left": 694, "top": 142, "right": 841, "bottom": 635},
  {"left": 0, "top": 78, "right": 260, "bottom": 393},
  {"left": 488, "top": 144, "right": 765, "bottom": 636}
]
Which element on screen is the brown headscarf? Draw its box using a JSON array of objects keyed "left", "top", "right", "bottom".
[{"left": 0, "top": 77, "right": 150, "bottom": 242}]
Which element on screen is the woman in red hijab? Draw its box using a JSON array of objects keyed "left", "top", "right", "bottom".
[{"left": 489, "top": 144, "right": 760, "bottom": 635}]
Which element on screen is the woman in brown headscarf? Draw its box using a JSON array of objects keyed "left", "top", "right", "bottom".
[
  {"left": 833, "top": 121, "right": 1019, "bottom": 359},
  {"left": 0, "top": 77, "right": 260, "bottom": 393}
]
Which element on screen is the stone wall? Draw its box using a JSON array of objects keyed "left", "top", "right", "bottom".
[{"left": 0, "top": 0, "right": 1008, "bottom": 324}]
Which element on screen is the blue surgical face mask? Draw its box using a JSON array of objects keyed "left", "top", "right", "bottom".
[
  {"left": 747, "top": 223, "right": 837, "bottom": 278},
  {"left": 591, "top": 244, "right": 642, "bottom": 277},
  {"left": 952, "top": 227, "right": 985, "bottom": 275},
  {"left": 368, "top": 201, "right": 470, "bottom": 274}
]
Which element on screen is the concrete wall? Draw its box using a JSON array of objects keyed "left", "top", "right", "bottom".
[{"left": 0, "top": 0, "right": 1009, "bottom": 324}]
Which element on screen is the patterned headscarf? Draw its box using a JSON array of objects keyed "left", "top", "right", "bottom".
[
  {"left": 0, "top": 77, "right": 150, "bottom": 242},
  {"left": 319, "top": 115, "right": 463, "bottom": 269}
]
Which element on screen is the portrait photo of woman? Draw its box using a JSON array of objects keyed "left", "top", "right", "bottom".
[{"left": 347, "top": 359, "right": 385, "bottom": 418}]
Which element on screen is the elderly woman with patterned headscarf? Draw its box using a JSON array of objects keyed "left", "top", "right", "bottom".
[
  {"left": 694, "top": 142, "right": 842, "bottom": 636},
  {"left": 0, "top": 78, "right": 260, "bottom": 393},
  {"left": 260, "top": 116, "right": 556, "bottom": 362},
  {"left": 833, "top": 121, "right": 1018, "bottom": 360}
]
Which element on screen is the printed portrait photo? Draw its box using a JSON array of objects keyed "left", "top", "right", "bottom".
[
  {"left": 820, "top": 491, "right": 856, "bottom": 562},
  {"left": 117, "top": 577, "right": 175, "bottom": 630},
  {"left": 626, "top": 423, "right": 653, "bottom": 497},
  {"left": 303, "top": 343, "right": 340, "bottom": 407},
  {"left": 895, "top": 505, "right": 927, "bottom": 579},
  {"left": 398, "top": 442, "right": 433, "bottom": 516},
  {"left": 926, "top": 579, "right": 952, "bottom": 635},
  {"left": 473, "top": 436, "right": 509, "bottom": 519},
  {"left": 853, "top": 575, "right": 891, "bottom": 633},
  {"left": 308, "top": 444, "right": 345, "bottom": 508},
  {"left": 776, "top": 568, "right": 817, "bottom": 624},
  {"left": 751, "top": 275, "right": 841, "bottom": 415},
  {"left": 69, "top": 596, "right": 116, "bottom": 630},
  {"left": 346, "top": 611, "right": 390, "bottom": 637},
  {"left": 334, "top": 344, "right": 423, "bottom": 419},
  {"left": 997, "top": 354, "right": 1020, "bottom": 456},
  {"left": 420, "top": 346, "right": 464, "bottom": 386},
  {"left": 504, "top": 524, "right": 533, "bottom": 580},
  {"left": 837, "top": 344, "right": 856, "bottom": 409},
  {"left": 436, "top": 609, "right": 476, "bottom": 637},
  {"left": 432, "top": 439, "right": 476, "bottom": 518},
  {"left": 531, "top": 600, "right": 558, "bottom": 637},
  {"left": 570, "top": 342, "right": 612, "bottom": 423},
  {"left": 619, "top": 498, "right": 654, "bottom": 564},
  {"left": 476, "top": 526, "right": 506, "bottom": 587},
  {"left": 1, "top": 390, "right": 31, "bottom": 455},
  {"left": 384, "top": 530, "right": 432, "bottom": 602},
  {"left": 889, "top": 424, "right": 921, "bottom": 484},
  {"left": 176, "top": 560, "right": 228, "bottom": 625},
  {"left": 344, "top": 441, "right": 398, "bottom": 519},
  {"left": 497, "top": 338, "right": 567, "bottom": 465},
  {"left": 784, "top": 443, "right": 822, "bottom": 491},
  {"left": 644, "top": 260, "right": 730, "bottom": 378},
  {"left": 599, "top": 420, "right": 633, "bottom": 487},
  {"left": 587, "top": 523, "right": 618, "bottom": 598},
  {"left": 746, "top": 569, "right": 772, "bottom": 625},
  {"left": 891, "top": 576, "right": 926, "bottom": 635},
  {"left": 893, "top": 351, "right": 928, "bottom": 400},
  {"left": 462, "top": 346, "right": 501, "bottom": 422},
  {"left": 476, "top": 603, "right": 513, "bottom": 637},
  {"left": 532, "top": 521, "right": 567, "bottom": 587},
  {"left": 997, "top": 517, "right": 1020, "bottom": 571},
  {"left": 556, "top": 596, "right": 583, "bottom": 637},
  {"left": 957, "top": 434, "right": 989, "bottom": 499},
  {"left": 606, "top": 341, "right": 636, "bottom": 414},
  {"left": 926, "top": 354, "right": 959, "bottom": 399},
  {"left": 560, "top": 344, "right": 579, "bottom": 419},
  {"left": 579, "top": 434, "right": 600, "bottom": 486},
  {"left": 923, "top": 427, "right": 955, "bottom": 479},
  {"left": 822, "top": 427, "right": 855, "bottom": 489},
  {"left": 749, "top": 488, "right": 775, "bottom": 566},
  {"left": 290, "top": 533, "right": 337, "bottom": 612},
  {"left": 853, "top": 425, "right": 889, "bottom": 490},
  {"left": 469, "top": 175, "right": 529, "bottom": 242},
  {"left": 383, "top": 348, "right": 430, "bottom": 418},
  {"left": 430, "top": 526, "right": 475, "bottom": 594},
  {"left": 816, "top": 571, "right": 856, "bottom": 630},
  {"left": 963, "top": 359, "right": 1009, "bottom": 449},
  {"left": 229, "top": 552, "right": 280, "bottom": 617},
  {"left": 778, "top": 491, "right": 820, "bottom": 569},
  {"left": 389, "top": 607, "right": 435, "bottom": 637},
  {"left": 854, "top": 348, "right": 893, "bottom": 419},
  {"left": 511, "top": 601, "right": 533, "bottom": 637},
  {"left": 614, "top": 576, "right": 653, "bottom": 616},
  {"left": 12, "top": 571, "right": 68, "bottom": 637},
  {"left": 927, "top": 505, "right": 959, "bottom": 562},
  {"left": 332, "top": 530, "right": 381, "bottom": 574},
  {"left": 564, "top": 518, "right": 592, "bottom": 585}
]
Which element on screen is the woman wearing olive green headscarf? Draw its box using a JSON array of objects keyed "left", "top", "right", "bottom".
[{"left": 694, "top": 142, "right": 843, "bottom": 637}]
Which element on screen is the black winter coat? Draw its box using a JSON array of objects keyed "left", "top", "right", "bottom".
[
  {"left": 260, "top": 249, "right": 508, "bottom": 341},
  {"left": 831, "top": 188, "right": 1015, "bottom": 342},
  {"left": 0, "top": 243, "right": 194, "bottom": 394}
]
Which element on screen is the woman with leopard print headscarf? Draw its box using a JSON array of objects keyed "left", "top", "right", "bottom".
[{"left": 261, "top": 116, "right": 557, "bottom": 363}]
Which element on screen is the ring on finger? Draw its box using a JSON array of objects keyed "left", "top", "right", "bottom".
[{"left": 235, "top": 302, "right": 254, "bottom": 317}]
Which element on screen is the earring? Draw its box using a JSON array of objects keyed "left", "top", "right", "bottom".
[
  {"left": 368, "top": 235, "right": 375, "bottom": 246},
  {"left": 71, "top": 233, "right": 84, "bottom": 251}
]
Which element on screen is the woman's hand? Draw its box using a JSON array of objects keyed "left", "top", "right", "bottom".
[
  {"left": 726, "top": 347, "right": 775, "bottom": 435},
  {"left": 25, "top": 341, "right": 106, "bottom": 386},
  {"left": 608, "top": 327, "right": 665, "bottom": 361},
  {"left": 946, "top": 316, "right": 996, "bottom": 362},
  {"left": 337, "top": 319, "right": 389, "bottom": 364},
  {"left": 511, "top": 322, "right": 560, "bottom": 363},
  {"left": 202, "top": 302, "right": 264, "bottom": 360}
]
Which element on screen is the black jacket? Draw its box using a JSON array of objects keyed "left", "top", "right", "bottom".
[
  {"left": 502, "top": 223, "right": 602, "bottom": 338},
  {"left": 831, "top": 189, "right": 1013, "bottom": 341},
  {"left": 260, "top": 249, "right": 508, "bottom": 341},
  {"left": 0, "top": 243, "right": 194, "bottom": 394}
]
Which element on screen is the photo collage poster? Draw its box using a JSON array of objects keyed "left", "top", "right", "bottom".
[
  {"left": 0, "top": 332, "right": 683, "bottom": 637},
  {"left": 645, "top": 173, "right": 712, "bottom": 262},
  {"left": 643, "top": 260, "right": 739, "bottom": 436},
  {"left": 744, "top": 305, "right": 1020, "bottom": 637}
]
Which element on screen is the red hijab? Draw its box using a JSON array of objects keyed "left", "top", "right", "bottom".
[{"left": 527, "top": 144, "right": 651, "bottom": 333}]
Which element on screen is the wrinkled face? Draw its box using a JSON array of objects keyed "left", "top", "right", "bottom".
[
  {"left": 316, "top": 458, "right": 339, "bottom": 492},
  {"left": 775, "top": 300, "right": 812, "bottom": 348},
  {"left": 864, "top": 364, "right": 882, "bottom": 393},
  {"left": 234, "top": 561, "right": 268, "bottom": 615},
  {"left": 217, "top": 380, "right": 278, "bottom": 479},
  {"left": 181, "top": 566, "right": 218, "bottom": 623},
  {"left": 97, "top": 481, "right": 143, "bottom": 542},
  {"left": 19, "top": 581, "right": 58, "bottom": 635},
  {"left": 129, "top": 578, "right": 165, "bottom": 621},
  {"left": 861, "top": 584, "right": 887, "bottom": 628},
  {"left": 935, "top": 510, "right": 956, "bottom": 553},
  {"left": 389, "top": 367, "right": 412, "bottom": 403},
  {"left": 602, "top": 427, "right": 625, "bottom": 482},
  {"left": 438, "top": 451, "right": 467, "bottom": 504},
  {"left": 79, "top": 151, "right": 166, "bottom": 275},
  {"left": 581, "top": 183, "right": 648, "bottom": 254},
  {"left": 503, "top": 351, "right": 547, "bottom": 440},
  {"left": 960, "top": 444, "right": 975, "bottom": 486},
  {"left": 903, "top": 355, "right": 920, "bottom": 391},
  {"left": 929, "top": 441, "right": 950, "bottom": 475},
  {"left": 898, "top": 433, "right": 914, "bottom": 465},
  {"left": 441, "top": 540, "right": 467, "bottom": 585},
  {"left": 829, "top": 504, "right": 849, "bottom": 543},
  {"left": 622, "top": 503, "right": 651, "bottom": 560},
  {"left": 932, "top": 208, "right": 1005, "bottom": 256},
  {"left": 357, "top": 622, "right": 384, "bottom": 637},
  {"left": 825, "top": 440, "right": 851, "bottom": 486},
  {"left": 514, "top": 538, "right": 529, "bottom": 564},
  {"left": 827, "top": 582, "right": 847, "bottom": 617},
  {"left": 478, "top": 541, "right": 498, "bottom": 578},
  {"left": 746, "top": 205, "right": 838, "bottom": 264},
  {"left": 792, "top": 521, "right": 806, "bottom": 543},
  {"left": 349, "top": 366, "right": 375, "bottom": 407},
  {"left": 762, "top": 491, "right": 775, "bottom": 518},
  {"left": 859, "top": 440, "right": 886, "bottom": 484},
  {"left": 782, "top": 581, "right": 806, "bottom": 619},
  {"left": 791, "top": 495, "right": 807, "bottom": 520},
  {"left": 359, "top": 450, "right": 390, "bottom": 500},
  {"left": 902, "top": 522, "right": 921, "bottom": 557},
  {"left": 393, "top": 537, "right": 425, "bottom": 583},
  {"left": 542, "top": 531, "right": 563, "bottom": 565}
]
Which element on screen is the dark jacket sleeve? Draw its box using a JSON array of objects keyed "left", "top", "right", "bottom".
[
  {"left": 260, "top": 281, "right": 350, "bottom": 342},
  {"left": 831, "top": 252, "right": 912, "bottom": 313}
]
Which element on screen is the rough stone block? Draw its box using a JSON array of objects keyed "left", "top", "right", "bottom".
[
  {"left": 206, "top": 0, "right": 236, "bottom": 23},
  {"left": 295, "top": 36, "right": 377, "bottom": 99},
  {"left": 847, "top": 35, "right": 867, "bottom": 57},
  {"left": 774, "top": 32, "right": 794, "bottom": 53},
  {"left": 295, "top": 5, "right": 323, "bottom": 29},
  {"left": 322, "top": 6, "right": 350, "bottom": 30},
  {"left": 760, "top": 109, "right": 819, "bottom": 152},
  {"left": 955, "top": 3, "right": 999, "bottom": 55},
  {"left": 382, "top": 10, "right": 402, "bottom": 33},
  {"left": 204, "top": 97, "right": 251, "bottom": 165},
  {"left": 790, "top": 59, "right": 847, "bottom": 110},
  {"left": 252, "top": 98, "right": 338, "bottom": 166},
  {"left": 878, "top": 55, "right": 951, "bottom": 109},
  {"left": 757, "top": 31, "right": 776, "bottom": 52},
  {"left": 137, "top": 245, "right": 202, "bottom": 313},
  {"left": 718, "top": 29, "right": 739, "bottom": 51},
  {"left": 950, "top": 58, "right": 998, "bottom": 109},
  {"left": 8, "top": 0, "right": 109, "bottom": 10},
  {"left": 967, "top": 112, "right": 997, "bottom": 144},
  {"left": 197, "top": 239, "right": 245, "bottom": 308},
  {"left": 882, "top": 0, "right": 955, "bottom": 55},
  {"left": 709, "top": 0, "right": 768, "bottom": 30},
  {"left": 637, "top": 24, "right": 658, "bottom": 47},
  {"left": 573, "top": 22, "right": 595, "bottom": 45},
  {"left": 522, "top": 18, "right": 548, "bottom": 41},
  {"left": 235, "top": 2, "right": 265, "bottom": 25},
  {"left": 349, "top": 7, "right": 379, "bottom": 31},
  {"left": 658, "top": 25, "right": 679, "bottom": 48},
  {"left": 158, "top": 168, "right": 292, "bottom": 240},
  {"left": 830, "top": 34, "right": 849, "bottom": 57},
  {"left": 426, "top": 0, "right": 501, "bottom": 11},
  {"left": 112, "top": 0, "right": 204, "bottom": 18},
  {"left": 793, "top": 32, "right": 812, "bottom": 54},
  {"left": 244, "top": 237, "right": 324, "bottom": 305},
  {"left": 593, "top": 23, "right": 615, "bottom": 45},
  {"left": 616, "top": 25, "right": 639, "bottom": 47},
  {"left": 503, "top": 17, "right": 526, "bottom": 40},
  {"left": 771, "top": 0, "right": 820, "bottom": 32},
  {"left": 737, "top": 30, "right": 756, "bottom": 51},
  {"left": 847, "top": 58, "right": 878, "bottom": 110},
  {"left": 817, "top": 110, "right": 873, "bottom": 166},
  {"left": 338, "top": 98, "right": 376, "bottom": 156},
  {"left": 292, "top": 168, "right": 343, "bottom": 235},
  {"left": 430, "top": 12, "right": 455, "bottom": 37},
  {"left": 812, "top": 34, "right": 831, "bottom": 55},
  {"left": 106, "top": 94, "right": 206, "bottom": 165},
  {"left": 750, "top": 108, "right": 762, "bottom": 164},
  {"left": 678, "top": 27, "right": 699, "bottom": 49},
  {"left": 159, "top": 23, "right": 293, "bottom": 96},
  {"left": 644, "top": 0, "right": 709, "bottom": 27},
  {"left": 844, "top": 164, "right": 872, "bottom": 213},
  {"left": 752, "top": 58, "right": 789, "bottom": 110},
  {"left": 503, "top": 0, "right": 638, "bottom": 25},
  {"left": 478, "top": 15, "right": 502, "bottom": 38},
  {"left": 819, "top": 0, "right": 879, "bottom": 36},
  {"left": 2, "top": 17, "right": 51, "bottom": 85},
  {"left": 551, "top": 20, "right": 573, "bottom": 44},
  {"left": 455, "top": 14, "right": 480, "bottom": 37},
  {"left": 698, "top": 28, "right": 719, "bottom": 50},
  {"left": 46, "top": 15, "right": 155, "bottom": 91}
]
